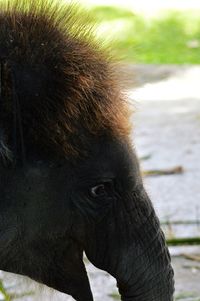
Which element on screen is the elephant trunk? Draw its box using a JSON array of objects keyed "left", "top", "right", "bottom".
[
  {"left": 119, "top": 263, "right": 174, "bottom": 301},
  {"left": 117, "top": 207, "right": 175, "bottom": 301},
  {"left": 84, "top": 187, "right": 174, "bottom": 301},
  {"left": 118, "top": 243, "right": 174, "bottom": 301}
]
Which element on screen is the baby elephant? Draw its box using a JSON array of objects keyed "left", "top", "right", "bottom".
[{"left": 0, "top": 0, "right": 174, "bottom": 300}]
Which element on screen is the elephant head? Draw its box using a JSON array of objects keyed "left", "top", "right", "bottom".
[{"left": 0, "top": 0, "right": 174, "bottom": 300}]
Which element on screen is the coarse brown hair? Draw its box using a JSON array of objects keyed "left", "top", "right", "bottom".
[{"left": 0, "top": 0, "right": 131, "bottom": 159}]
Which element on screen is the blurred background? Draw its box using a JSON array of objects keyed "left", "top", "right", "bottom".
[{"left": 1, "top": 0, "right": 200, "bottom": 300}]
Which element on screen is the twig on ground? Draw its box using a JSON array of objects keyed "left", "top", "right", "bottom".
[
  {"left": 181, "top": 253, "right": 200, "bottom": 262},
  {"left": 143, "top": 166, "right": 184, "bottom": 177},
  {"left": 183, "top": 264, "right": 200, "bottom": 270}
]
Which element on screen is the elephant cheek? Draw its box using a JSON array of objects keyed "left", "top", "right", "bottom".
[{"left": 19, "top": 238, "right": 94, "bottom": 301}]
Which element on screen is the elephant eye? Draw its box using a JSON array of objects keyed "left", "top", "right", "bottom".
[
  {"left": 91, "top": 184, "right": 106, "bottom": 197},
  {"left": 90, "top": 180, "right": 114, "bottom": 198}
]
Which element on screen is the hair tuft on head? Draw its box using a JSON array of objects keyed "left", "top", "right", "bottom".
[{"left": 0, "top": 0, "right": 131, "bottom": 160}]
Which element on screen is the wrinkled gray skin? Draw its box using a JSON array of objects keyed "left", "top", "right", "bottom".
[{"left": 0, "top": 134, "right": 174, "bottom": 301}]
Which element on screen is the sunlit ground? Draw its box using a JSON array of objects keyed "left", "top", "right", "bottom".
[{"left": 130, "top": 66, "right": 200, "bottom": 101}]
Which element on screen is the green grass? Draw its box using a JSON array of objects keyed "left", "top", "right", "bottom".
[
  {"left": 0, "top": 280, "right": 11, "bottom": 301},
  {"left": 0, "top": 279, "right": 34, "bottom": 301},
  {"left": 175, "top": 292, "right": 200, "bottom": 300},
  {"left": 89, "top": 5, "right": 200, "bottom": 63}
]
